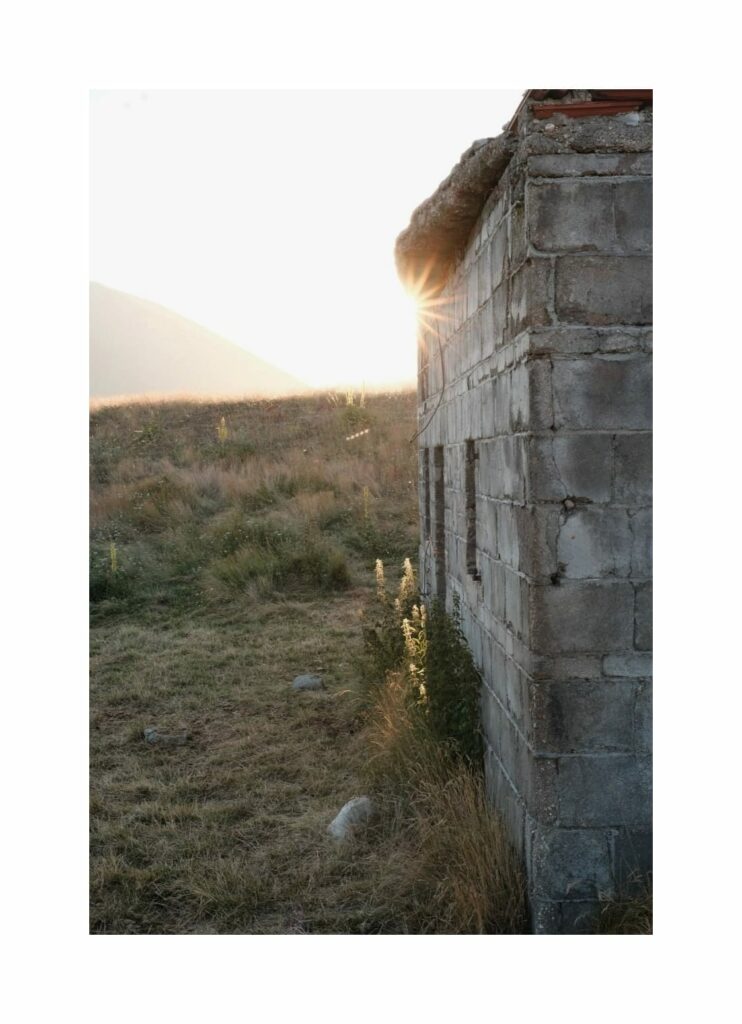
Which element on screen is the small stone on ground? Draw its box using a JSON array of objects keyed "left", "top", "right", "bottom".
[
  {"left": 328, "top": 796, "right": 374, "bottom": 839},
  {"left": 292, "top": 674, "right": 325, "bottom": 692},
  {"left": 143, "top": 726, "right": 189, "bottom": 747}
]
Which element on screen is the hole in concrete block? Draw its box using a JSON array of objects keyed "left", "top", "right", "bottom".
[
  {"left": 465, "top": 439, "right": 481, "bottom": 581},
  {"left": 434, "top": 445, "right": 446, "bottom": 602}
]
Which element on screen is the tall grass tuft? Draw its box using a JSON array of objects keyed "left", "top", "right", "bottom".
[
  {"left": 422, "top": 595, "right": 483, "bottom": 765},
  {"left": 361, "top": 671, "right": 527, "bottom": 933},
  {"left": 596, "top": 877, "right": 653, "bottom": 934},
  {"left": 361, "top": 560, "right": 482, "bottom": 762},
  {"left": 358, "top": 560, "right": 527, "bottom": 933}
]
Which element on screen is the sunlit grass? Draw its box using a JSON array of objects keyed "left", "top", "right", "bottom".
[
  {"left": 89, "top": 391, "right": 418, "bottom": 611},
  {"left": 90, "top": 390, "right": 421, "bottom": 933}
]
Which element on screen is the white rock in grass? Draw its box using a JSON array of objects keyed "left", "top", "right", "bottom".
[
  {"left": 292, "top": 674, "right": 325, "bottom": 692},
  {"left": 328, "top": 796, "right": 374, "bottom": 839},
  {"left": 143, "top": 726, "right": 189, "bottom": 747}
]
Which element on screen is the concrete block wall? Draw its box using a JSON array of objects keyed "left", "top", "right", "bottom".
[{"left": 415, "top": 104, "right": 652, "bottom": 933}]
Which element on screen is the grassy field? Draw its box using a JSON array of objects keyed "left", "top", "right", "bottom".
[
  {"left": 90, "top": 390, "right": 424, "bottom": 933},
  {"left": 90, "top": 390, "right": 650, "bottom": 935}
]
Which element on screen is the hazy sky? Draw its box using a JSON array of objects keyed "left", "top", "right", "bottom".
[{"left": 90, "top": 90, "right": 523, "bottom": 389}]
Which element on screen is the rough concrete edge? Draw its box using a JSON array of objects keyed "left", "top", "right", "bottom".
[
  {"left": 394, "top": 99, "right": 653, "bottom": 293},
  {"left": 394, "top": 133, "right": 517, "bottom": 290}
]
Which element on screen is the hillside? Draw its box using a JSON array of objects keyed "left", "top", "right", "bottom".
[{"left": 90, "top": 282, "right": 306, "bottom": 400}]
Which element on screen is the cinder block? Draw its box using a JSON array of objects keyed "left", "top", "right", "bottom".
[
  {"left": 629, "top": 508, "right": 652, "bottom": 576},
  {"left": 561, "top": 117, "right": 653, "bottom": 155},
  {"left": 528, "top": 326, "right": 645, "bottom": 356},
  {"left": 603, "top": 652, "right": 652, "bottom": 678},
  {"left": 441, "top": 345, "right": 456, "bottom": 395},
  {"left": 483, "top": 688, "right": 548, "bottom": 823},
  {"left": 495, "top": 503, "right": 520, "bottom": 569},
  {"left": 505, "top": 658, "right": 529, "bottom": 728},
  {"left": 614, "top": 179, "right": 652, "bottom": 253},
  {"left": 467, "top": 263, "right": 478, "bottom": 317},
  {"left": 477, "top": 245, "right": 491, "bottom": 310},
  {"left": 482, "top": 556, "right": 507, "bottom": 622},
  {"left": 614, "top": 433, "right": 652, "bottom": 505},
  {"left": 557, "top": 507, "right": 633, "bottom": 579},
  {"left": 477, "top": 496, "right": 497, "bottom": 559},
  {"left": 530, "top": 652, "right": 604, "bottom": 682},
  {"left": 557, "top": 755, "right": 652, "bottom": 827},
  {"left": 530, "top": 581, "right": 634, "bottom": 654},
  {"left": 529, "top": 679, "right": 637, "bottom": 754},
  {"left": 491, "top": 281, "right": 508, "bottom": 347},
  {"left": 476, "top": 217, "right": 488, "bottom": 255},
  {"left": 493, "top": 703, "right": 530, "bottom": 789},
  {"left": 526, "top": 357, "right": 554, "bottom": 431},
  {"left": 527, "top": 434, "right": 613, "bottom": 503},
  {"left": 466, "top": 386, "right": 483, "bottom": 439},
  {"left": 552, "top": 354, "right": 652, "bottom": 430},
  {"left": 525, "top": 755, "right": 559, "bottom": 824},
  {"left": 527, "top": 152, "right": 652, "bottom": 177},
  {"left": 486, "top": 191, "right": 508, "bottom": 239},
  {"left": 531, "top": 826, "right": 614, "bottom": 899},
  {"left": 504, "top": 567, "right": 528, "bottom": 640},
  {"left": 529, "top": 180, "right": 618, "bottom": 254},
  {"left": 453, "top": 284, "right": 465, "bottom": 330},
  {"left": 483, "top": 743, "right": 526, "bottom": 856},
  {"left": 456, "top": 322, "right": 469, "bottom": 379},
  {"left": 509, "top": 200, "right": 527, "bottom": 269},
  {"left": 480, "top": 683, "right": 506, "bottom": 750},
  {"left": 529, "top": 178, "right": 651, "bottom": 255},
  {"left": 478, "top": 436, "right": 526, "bottom": 501},
  {"left": 555, "top": 255, "right": 652, "bottom": 325},
  {"left": 489, "top": 639, "right": 509, "bottom": 706},
  {"left": 479, "top": 374, "right": 495, "bottom": 438},
  {"left": 633, "top": 680, "right": 652, "bottom": 754},
  {"left": 510, "top": 257, "right": 552, "bottom": 334},
  {"left": 492, "top": 371, "right": 511, "bottom": 435},
  {"left": 509, "top": 361, "right": 529, "bottom": 432},
  {"left": 513, "top": 505, "right": 560, "bottom": 580},
  {"left": 490, "top": 221, "right": 508, "bottom": 292},
  {"left": 472, "top": 308, "right": 487, "bottom": 368},
  {"left": 464, "top": 617, "right": 484, "bottom": 672},
  {"left": 613, "top": 828, "right": 653, "bottom": 891},
  {"left": 634, "top": 581, "right": 652, "bottom": 650},
  {"left": 530, "top": 899, "right": 562, "bottom": 934}
]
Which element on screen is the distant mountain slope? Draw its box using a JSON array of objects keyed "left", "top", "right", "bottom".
[{"left": 90, "top": 282, "right": 306, "bottom": 399}]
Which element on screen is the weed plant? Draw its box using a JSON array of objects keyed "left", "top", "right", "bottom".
[
  {"left": 597, "top": 876, "right": 653, "bottom": 934},
  {"left": 360, "top": 560, "right": 482, "bottom": 764},
  {"left": 356, "top": 560, "right": 526, "bottom": 933}
]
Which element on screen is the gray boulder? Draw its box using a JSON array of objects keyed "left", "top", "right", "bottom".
[
  {"left": 292, "top": 674, "right": 325, "bottom": 692},
  {"left": 328, "top": 796, "right": 374, "bottom": 840}
]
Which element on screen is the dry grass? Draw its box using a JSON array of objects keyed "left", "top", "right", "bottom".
[
  {"left": 90, "top": 393, "right": 417, "bottom": 613},
  {"left": 91, "top": 390, "right": 427, "bottom": 933},
  {"left": 90, "top": 390, "right": 524, "bottom": 934},
  {"left": 359, "top": 672, "right": 528, "bottom": 934},
  {"left": 90, "top": 597, "right": 381, "bottom": 933},
  {"left": 596, "top": 879, "right": 653, "bottom": 935}
]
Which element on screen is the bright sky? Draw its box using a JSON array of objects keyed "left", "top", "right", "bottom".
[{"left": 90, "top": 90, "right": 523, "bottom": 390}]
